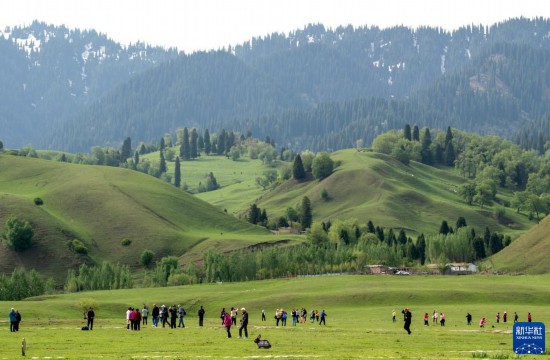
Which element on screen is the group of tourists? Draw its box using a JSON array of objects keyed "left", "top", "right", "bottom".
[
  {"left": 220, "top": 306, "right": 248, "bottom": 339},
  {"left": 8, "top": 308, "right": 22, "bottom": 332},
  {"left": 397, "top": 308, "right": 535, "bottom": 334},
  {"left": 126, "top": 304, "right": 189, "bottom": 330},
  {"left": 269, "top": 308, "right": 327, "bottom": 326}
]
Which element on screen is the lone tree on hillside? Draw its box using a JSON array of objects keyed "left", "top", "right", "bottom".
[
  {"left": 174, "top": 156, "right": 181, "bottom": 188},
  {"left": 2, "top": 216, "right": 34, "bottom": 251},
  {"left": 292, "top": 155, "right": 306, "bottom": 180},
  {"left": 312, "top": 152, "right": 334, "bottom": 180},
  {"left": 300, "top": 196, "right": 312, "bottom": 230}
]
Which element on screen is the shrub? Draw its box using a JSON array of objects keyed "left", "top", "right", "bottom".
[
  {"left": 70, "top": 239, "right": 88, "bottom": 255},
  {"left": 140, "top": 249, "right": 155, "bottom": 267},
  {"left": 34, "top": 197, "right": 44, "bottom": 206},
  {"left": 121, "top": 238, "right": 132, "bottom": 246},
  {"left": 321, "top": 188, "right": 329, "bottom": 201},
  {"left": 2, "top": 216, "right": 33, "bottom": 251}
]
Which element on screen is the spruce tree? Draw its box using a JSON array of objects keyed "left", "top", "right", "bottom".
[
  {"left": 248, "top": 204, "right": 260, "bottom": 224},
  {"left": 404, "top": 124, "right": 412, "bottom": 141},
  {"left": 134, "top": 150, "right": 140, "bottom": 165},
  {"left": 121, "top": 137, "right": 132, "bottom": 162},
  {"left": 292, "top": 155, "right": 306, "bottom": 180},
  {"left": 160, "top": 137, "right": 165, "bottom": 151},
  {"left": 174, "top": 156, "right": 181, "bottom": 188},
  {"left": 204, "top": 129, "right": 211, "bottom": 155},
  {"left": 421, "top": 128, "right": 433, "bottom": 164},
  {"left": 159, "top": 150, "right": 167, "bottom": 173},
  {"left": 190, "top": 128, "right": 198, "bottom": 159},
  {"left": 444, "top": 141, "right": 455, "bottom": 166},
  {"left": 416, "top": 234, "right": 426, "bottom": 265},
  {"left": 445, "top": 126, "right": 453, "bottom": 147},
  {"left": 300, "top": 196, "right": 312, "bottom": 230},
  {"left": 412, "top": 125, "right": 420, "bottom": 141},
  {"left": 439, "top": 220, "right": 450, "bottom": 235},
  {"left": 456, "top": 216, "right": 467, "bottom": 229},
  {"left": 367, "top": 220, "right": 375, "bottom": 233},
  {"left": 181, "top": 128, "right": 191, "bottom": 160}
]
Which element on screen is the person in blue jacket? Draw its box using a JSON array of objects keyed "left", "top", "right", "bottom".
[{"left": 9, "top": 308, "right": 17, "bottom": 332}]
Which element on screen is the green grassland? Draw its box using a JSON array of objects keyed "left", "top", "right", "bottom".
[
  {"left": 141, "top": 149, "right": 284, "bottom": 215},
  {"left": 1, "top": 275, "right": 550, "bottom": 359},
  {"left": 487, "top": 216, "right": 550, "bottom": 274},
  {"left": 0, "top": 155, "right": 294, "bottom": 281},
  {"left": 256, "top": 150, "right": 534, "bottom": 237}
]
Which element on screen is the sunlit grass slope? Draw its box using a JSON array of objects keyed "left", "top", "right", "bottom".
[
  {"left": 0, "top": 155, "right": 289, "bottom": 280},
  {"left": 257, "top": 150, "right": 533, "bottom": 237},
  {"left": 487, "top": 215, "right": 550, "bottom": 274}
]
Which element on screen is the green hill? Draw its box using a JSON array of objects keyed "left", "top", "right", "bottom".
[
  {"left": 0, "top": 155, "right": 291, "bottom": 281},
  {"left": 485, "top": 215, "right": 550, "bottom": 274},
  {"left": 255, "top": 149, "right": 533, "bottom": 236}
]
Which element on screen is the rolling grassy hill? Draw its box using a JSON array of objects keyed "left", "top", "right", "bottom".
[
  {"left": 0, "top": 155, "right": 295, "bottom": 281},
  {"left": 255, "top": 149, "right": 534, "bottom": 237},
  {"left": 485, "top": 215, "right": 550, "bottom": 274}
]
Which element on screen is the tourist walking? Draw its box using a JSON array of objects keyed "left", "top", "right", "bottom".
[
  {"left": 87, "top": 307, "right": 95, "bottom": 330},
  {"left": 223, "top": 312, "right": 232, "bottom": 338},
  {"left": 238, "top": 308, "right": 248, "bottom": 339},
  {"left": 142, "top": 305, "right": 148, "bottom": 325},
  {"left": 9, "top": 308, "right": 17, "bottom": 332},
  {"left": 198, "top": 305, "right": 205, "bottom": 327},
  {"left": 178, "top": 305, "right": 186, "bottom": 328},
  {"left": 319, "top": 310, "right": 327, "bottom": 325},
  {"left": 402, "top": 308, "right": 412, "bottom": 335}
]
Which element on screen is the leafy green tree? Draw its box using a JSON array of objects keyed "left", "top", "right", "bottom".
[
  {"left": 474, "top": 180, "right": 496, "bottom": 208},
  {"left": 458, "top": 182, "right": 476, "bottom": 205},
  {"left": 312, "top": 152, "right": 334, "bottom": 180},
  {"left": 163, "top": 133, "right": 173, "bottom": 148},
  {"left": 307, "top": 222, "right": 328, "bottom": 245},
  {"left": 140, "top": 249, "right": 155, "bottom": 267},
  {"left": 133, "top": 150, "right": 140, "bottom": 165},
  {"left": 300, "top": 196, "right": 313, "bottom": 230},
  {"left": 286, "top": 207, "right": 299, "bottom": 222},
  {"left": 293, "top": 154, "right": 306, "bottom": 180},
  {"left": 205, "top": 172, "right": 219, "bottom": 191},
  {"left": 2, "top": 216, "right": 34, "bottom": 251},
  {"left": 300, "top": 151, "right": 315, "bottom": 172},
  {"left": 174, "top": 156, "right": 181, "bottom": 188}
]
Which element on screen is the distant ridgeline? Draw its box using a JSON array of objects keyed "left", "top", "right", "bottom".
[{"left": 0, "top": 18, "right": 549, "bottom": 153}]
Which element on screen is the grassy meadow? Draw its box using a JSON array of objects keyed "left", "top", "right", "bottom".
[{"left": 1, "top": 275, "right": 550, "bottom": 359}]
